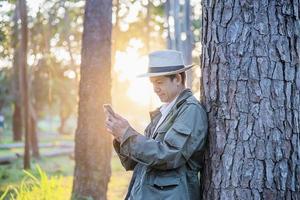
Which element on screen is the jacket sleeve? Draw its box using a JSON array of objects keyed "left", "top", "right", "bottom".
[
  {"left": 113, "top": 139, "right": 137, "bottom": 171},
  {"left": 119, "top": 103, "right": 208, "bottom": 170}
]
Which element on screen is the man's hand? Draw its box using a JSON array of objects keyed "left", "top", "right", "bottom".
[{"left": 104, "top": 111, "right": 130, "bottom": 142}]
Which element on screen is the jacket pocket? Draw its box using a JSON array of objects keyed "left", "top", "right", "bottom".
[
  {"left": 164, "top": 123, "right": 191, "bottom": 149},
  {"left": 152, "top": 176, "right": 180, "bottom": 190}
]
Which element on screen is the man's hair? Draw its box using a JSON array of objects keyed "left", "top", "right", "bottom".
[{"left": 165, "top": 72, "right": 186, "bottom": 85}]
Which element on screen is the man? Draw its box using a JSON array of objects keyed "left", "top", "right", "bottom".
[{"left": 104, "top": 50, "right": 208, "bottom": 200}]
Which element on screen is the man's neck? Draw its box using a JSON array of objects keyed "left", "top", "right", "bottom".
[{"left": 167, "top": 86, "right": 186, "bottom": 104}]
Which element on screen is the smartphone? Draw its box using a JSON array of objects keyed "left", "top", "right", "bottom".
[{"left": 103, "top": 104, "right": 116, "bottom": 118}]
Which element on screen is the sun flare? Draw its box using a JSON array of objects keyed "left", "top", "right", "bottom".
[{"left": 114, "top": 44, "right": 160, "bottom": 109}]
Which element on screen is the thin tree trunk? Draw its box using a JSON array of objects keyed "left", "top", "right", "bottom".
[
  {"left": 173, "top": 0, "right": 181, "bottom": 50},
  {"left": 12, "top": 1, "right": 23, "bottom": 142},
  {"left": 29, "top": 104, "right": 39, "bottom": 158},
  {"left": 13, "top": 105, "right": 22, "bottom": 141},
  {"left": 19, "top": 0, "right": 30, "bottom": 169},
  {"left": 146, "top": 0, "right": 151, "bottom": 53},
  {"left": 30, "top": 115, "right": 39, "bottom": 158},
  {"left": 165, "top": 0, "right": 172, "bottom": 49},
  {"left": 201, "top": 0, "right": 300, "bottom": 199},
  {"left": 183, "top": 0, "right": 193, "bottom": 89},
  {"left": 72, "top": 0, "right": 112, "bottom": 199},
  {"left": 58, "top": 108, "right": 69, "bottom": 135},
  {"left": 168, "top": 0, "right": 176, "bottom": 49}
]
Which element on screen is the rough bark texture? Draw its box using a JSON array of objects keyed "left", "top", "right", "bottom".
[
  {"left": 201, "top": 0, "right": 300, "bottom": 199},
  {"left": 72, "top": 0, "right": 112, "bottom": 199}
]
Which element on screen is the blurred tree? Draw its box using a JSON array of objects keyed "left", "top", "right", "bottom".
[
  {"left": 11, "top": 0, "right": 23, "bottom": 141},
  {"left": 18, "top": 0, "right": 31, "bottom": 169},
  {"left": 15, "top": 0, "right": 41, "bottom": 159},
  {"left": 200, "top": 1, "right": 300, "bottom": 199},
  {"left": 72, "top": 0, "right": 112, "bottom": 199}
]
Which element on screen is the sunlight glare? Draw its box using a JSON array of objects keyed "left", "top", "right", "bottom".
[
  {"left": 114, "top": 42, "right": 160, "bottom": 108},
  {"left": 64, "top": 70, "right": 76, "bottom": 79}
]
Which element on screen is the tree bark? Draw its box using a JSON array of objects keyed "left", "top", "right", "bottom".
[
  {"left": 72, "top": 0, "right": 112, "bottom": 199},
  {"left": 201, "top": 0, "right": 300, "bottom": 199}
]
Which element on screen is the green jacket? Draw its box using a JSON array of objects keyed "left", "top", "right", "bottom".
[{"left": 113, "top": 89, "right": 208, "bottom": 200}]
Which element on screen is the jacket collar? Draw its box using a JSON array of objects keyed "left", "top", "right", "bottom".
[
  {"left": 149, "top": 88, "right": 193, "bottom": 120},
  {"left": 149, "top": 108, "right": 161, "bottom": 120},
  {"left": 174, "top": 88, "right": 193, "bottom": 109}
]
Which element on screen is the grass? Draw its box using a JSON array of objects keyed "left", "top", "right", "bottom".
[
  {"left": 0, "top": 155, "right": 132, "bottom": 200},
  {"left": 1, "top": 165, "right": 72, "bottom": 200}
]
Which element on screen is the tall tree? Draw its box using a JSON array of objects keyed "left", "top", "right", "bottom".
[
  {"left": 12, "top": 1, "right": 23, "bottom": 141},
  {"left": 72, "top": 0, "right": 112, "bottom": 199},
  {"left": 183, "top": 0, "right": 193, "bottom": 88},
  {"left": 19, "top": 0, "right": 31, "bottom": 169},
  {"left": 201, "top": 0, "right": 300, "bottom": 199}
]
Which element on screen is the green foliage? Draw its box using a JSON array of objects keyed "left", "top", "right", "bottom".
[
  {"left": 114, "top": 0, "right": 166, "bottom": 53},
  {"left": 0, "top": 68, "right": 13, "bottom": 110},
  {"left": 0, "top": 155, "right": 132, "bottom": 200},
  {"left": 0, "top": 1, "right": 14, "bottom": 58},
  {"left": 0, "top": 165, "right": 71, "bottom": 200}
]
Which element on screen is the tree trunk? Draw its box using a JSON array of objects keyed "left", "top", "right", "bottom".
[
  {"left": 30, "top": 104, "right": 39, "bottom": 158},
  {"left": 165, "top": 0, "right": 172, "bottom": 49},
  {"left": 13, "top": 104, "right": 22, "bottom": 141},
  {"left": 12, "top": 1, "right": 23, "bottom": 142},
  {"left": 146, "top": 0, "right": 151, "bottom": 53},
  {"left": 201, "top": 0, "right": 300, "bottom": 199},
  {"left": 183, "top": 0, "right": 193, "bottom": 89},
  {"left": 58, "top": 108, "right": 69, "bottom": 135},
  {"left": 58, "top": 115, "right": 66, "bottom": 135},
  {"left": 19, "top": 0, "right": 31, "bottom": 169},
  {"left": 72, "top": 0, "right": 112, "bottom": 199}
]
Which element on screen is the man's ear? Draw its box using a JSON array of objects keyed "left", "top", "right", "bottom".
[{"left": 175, "top": 74, "right": 182, "bottom": 85}]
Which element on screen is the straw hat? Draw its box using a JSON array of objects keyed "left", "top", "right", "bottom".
[{"left": 138, "top": 50, "right": 195, "bottom": 77}]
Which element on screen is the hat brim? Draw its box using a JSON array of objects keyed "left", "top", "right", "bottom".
[{"left": 137, "top": 64, "right": 196, "bottom": 78}]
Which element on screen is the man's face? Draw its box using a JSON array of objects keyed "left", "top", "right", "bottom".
[{"left": 149, "top": 75, "right": 181, "bottom": 103}]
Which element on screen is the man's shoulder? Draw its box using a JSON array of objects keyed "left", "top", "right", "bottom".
[{"left": 185, "top": 95, "right": 206, "bottom": 111}]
